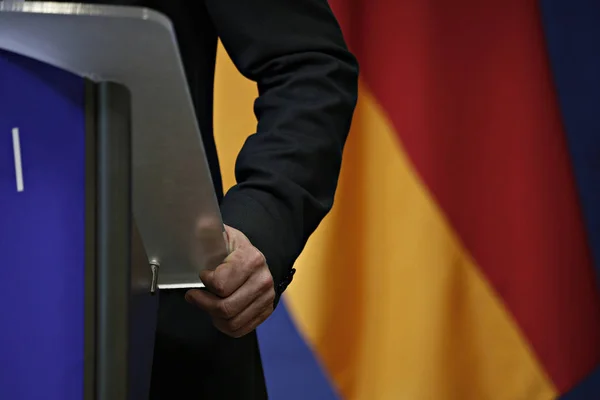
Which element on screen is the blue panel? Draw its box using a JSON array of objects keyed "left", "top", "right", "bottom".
[
  {"left": 540, "top": 0, "right": 600, "bottom": 284},
  {"left": 561, "top": 367, "right": 600, "bottom": 399},
  {"left": 539, "top": 0, "right": 600, "bottom": 397},
  {"left": 0, "top": 50, "right": 86, "bottom": 399},
  {"left": 258, "top": 300, "right": 339, "bottom": 400}
]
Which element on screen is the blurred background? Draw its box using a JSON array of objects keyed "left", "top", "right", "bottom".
[{"left": 213, "top": 1, "right": 600, "bottom": 399}]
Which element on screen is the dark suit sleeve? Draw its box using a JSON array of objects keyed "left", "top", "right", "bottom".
[{"left": 206, "top": 0, "right": 359, "bottom": 304}]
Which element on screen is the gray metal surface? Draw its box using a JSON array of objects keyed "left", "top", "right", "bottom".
[{"left": 0, "top": 2, "right": 228, "bottom": 288}]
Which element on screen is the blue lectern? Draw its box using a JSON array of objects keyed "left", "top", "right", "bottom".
[{"left": 0, "top": 3, "right": 228, "bottom": 400}]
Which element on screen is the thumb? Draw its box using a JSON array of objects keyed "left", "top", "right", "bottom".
[
  {"left": 224, "top": 229, "right": 231, "bottom": 254},
  {"left": 223, "top": 225, "right": 251, "bottom": 253}
]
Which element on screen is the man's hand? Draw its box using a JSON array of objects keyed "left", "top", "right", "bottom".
[{"left": 185, "top": 225, "right": 276, "bottom": 338}]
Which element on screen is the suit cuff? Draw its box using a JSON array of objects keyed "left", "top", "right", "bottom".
[{"left": 220, "top": 188, "right": 296, "bottom": 307}]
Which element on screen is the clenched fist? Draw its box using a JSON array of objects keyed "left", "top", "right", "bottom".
[{"left": 185, "top": 225, "right": 275, "bottom": 338}]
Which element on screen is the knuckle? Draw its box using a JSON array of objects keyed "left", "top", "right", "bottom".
[
  {"left": 228, "top": 249, "right": 244, "bottom": 266},
  {"left": 211, "top": 275, "right": 229, "bottom": 297},
  {"left": 257, "top": 272, "right": 274, "bottom": 292},
  {"left": 226, "top": 318, "right": 244, "bottom": 333},
  {"left": 249, "top": 247, "right": 266, "bottom": 267},
  {"left": 216, "top": 300, "right": 234, "bottom": 319},
  {"left": 213, "top": 284, "right": 226, "bottom": 298}
]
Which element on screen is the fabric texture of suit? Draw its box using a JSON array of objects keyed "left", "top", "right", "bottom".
[{"left": 53, "top": 0, "right": 359, "bottom": 398}]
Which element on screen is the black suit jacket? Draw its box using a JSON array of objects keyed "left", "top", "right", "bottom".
[
  {"left": 177, "top": 0, "right": 359, "bottom": 301},
  {"left": 55, "top": 0, "right": 358, "bottom": 397}
]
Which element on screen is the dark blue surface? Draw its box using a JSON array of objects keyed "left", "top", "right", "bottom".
[
  {"left": 258, "top": 300, "right": 339, "bottom": 400},
  {"left": 562, "top": 367, "right": 600, "bottom": 400},
  {"left": 541, "top": 0, "right": 600, "bottom": 286},
  {"left": 540, "top": 0, "right": 600, "bottom": 397},
  {"left": 0, "top": 50, "right": 86, "bottom": 399}
]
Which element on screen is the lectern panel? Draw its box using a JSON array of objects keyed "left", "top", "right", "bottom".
[
  {"left": 0, "top": 49, "right": 88, "bottom": 400},
  {"left": 0, "top": 2, "right": 229, "bottom": 288}
]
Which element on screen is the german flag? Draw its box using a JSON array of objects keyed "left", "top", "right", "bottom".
[{"left": 215, "top": 1, "right": 600, "bottom": 398}]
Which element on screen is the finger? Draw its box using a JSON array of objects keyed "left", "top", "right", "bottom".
[
  {"left": 216, "top": 303, "right": 273, "bottom": 339},
  {"left": 205, "top": 267, "right": 275, "bottom": 319},
  {"left": 185, "top": 289, "right": 220, "bottom": 313},
  {"left": 200, "top": 246, "right": 266, "bottom": 298},
  {"left": 186, "top": 268, "right": 272, "bottom": 319},
  {"left": 213, "top": 285, "right": 274, "bottom": 331}
]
